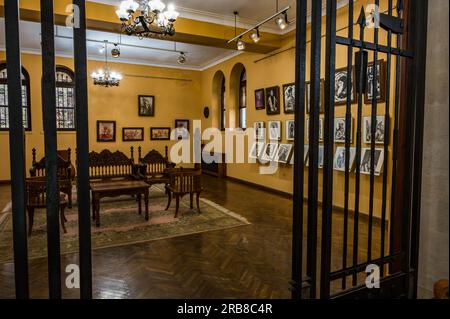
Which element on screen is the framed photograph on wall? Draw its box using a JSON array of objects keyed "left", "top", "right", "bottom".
[
  {"left": 265, "top": 86, "right": 281, "bottom": 115},
  {"left": 334, "top": 117, "right": 353, "bottom": 143},
  {"left": 333, "top": 147, "right": 357, "bottom": 172},
  {"left": 334, "top": 67, "right": 356, "bottom": 106},
  {"left": 365, "top": 60, "right": 387, "bottom": 104},
  {"left": 268, "top": 121, "right": 281, "bottom": 141},
  {"left": 122, "top": 127, "right": 144, "bottom": 142},
  {"left": 289, "top": 145, "right": 310, "bottom": 165},
  {"left": 363, "top": 115, "right": 387, "bottom": 144},
  {"left": 174, "top": 119, "right": 190, "bottom": 140},
  {"left": 97, "top": 121, "right": 116, "bottom": 142},
  {"left": 306, "top": 79, "right": 325, "bottom": 113},
  {"left": 150, "top": 127, "right": 171, "bottom": 141},
  {"left": 249, "top": 142, "right": 265, "bottom": 160},
  {"left": 283, "top": 83, "right": 295, "bottom": 114},
  {"left": 255, "top": 89, "right": 265, "bottom": 110},
  {"left": 275, "top": 144, "right": 293, "bottom": 163},
  {"left": 261, "top": 143, "right": 279, "bottom": 162},
  {"left": 138, "top": 95, "right": 155, "bottom": 117},
  {"left": 254, "top": 121, "right": 265, "bottom": 140},
  {"left": 306, "top": 145, "right": 325, "bottom": 168},
  {"left": 360, "top": 148, "right": 385, "bottom": 176},
  {"left": 286, "top": 120, "right": 295, "bottom": 141}
]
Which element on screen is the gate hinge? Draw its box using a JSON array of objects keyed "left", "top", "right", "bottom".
[{"left": 380, "top": 13, "right": 405, "bottom": 34}]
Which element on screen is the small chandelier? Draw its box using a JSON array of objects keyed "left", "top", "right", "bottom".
[
  {"left": 116, "top": 0, "right": 180, "bottom": 39},
  {"left": 91, "top": 41, "right": 123, "bottom": 87}
]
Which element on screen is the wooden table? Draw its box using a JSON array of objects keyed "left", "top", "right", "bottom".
[{"left": 90, "top": 181, "right": 150, "bottom": 227}]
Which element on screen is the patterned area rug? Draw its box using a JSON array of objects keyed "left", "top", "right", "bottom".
[{"left": 0, "top": 185, "right": 249, "bottom": 264}]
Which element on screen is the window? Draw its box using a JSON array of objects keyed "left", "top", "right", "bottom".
[
  {"left": 55, "top": 66, "right": 76, "bottom": 130},
  {"left": 220, "top": 77, "right": 226, "bottom": 131},
  {"left": 239, "top": 69, "right": 247, "bottom": 129},
  {"left": 0, "top": 63, "right": 31, "bottom": 131}
]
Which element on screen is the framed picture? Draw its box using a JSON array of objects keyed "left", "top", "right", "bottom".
[
  {"left": 365, "top": 60, "right": 387, "bottom": 104},
  {"left": 360, "top": 148, "right": 385, "bottom": 176},
  {"left": 306, "top": 118, "right": 324, "bottom": 142},
  {"left": 289, "top": 145, "right": 309, "bottom": 165},
  {"left": 122, "top": 127, "right": 144, "bottom": 142},
  {"left": 275, "top": 144, "right": 293, "bottom": 163},
  {"left": 306, "top": 79, "right": 325, "bottom": 113},
  {"left": 254, "top": 121, "right": 265, "bottom": 140},
  {"left": 286, "top": 120, "right": 295, "bottom": 141},
  {"left": 363, "top": 115, "right": 386, "bottom": 144},
  {"left": 265, "top": 86, "right": 281, "bottom": 115},
  {"left": 138, "top": 95, "right": 155, "bottom": 117},
  {"left": 255, "top": 89, "right": 265, "bottom": 110},
  {"left": 261, "top": 143, "right": 279, "bottom": 162},
  {"left": 306, "top": 145, "right": 325, "bottom": 168},
  {"left": 334, "top": 67, "right": 356, "bottom": 106},
  {"left": 333, "top": 147, "right": 357, "bottom": 172},
  {"left": 283, "top": 83, "right": 295, "bottom": 114},
  {"left": 150, "top": 127, "right": 171, "bottom": 141},
  {"left": 249, "top": 142, "right": 265, "bottom": 160},
  {"left": 174, "top": 119, "right": 190, "bottom": 139},
  {"left": 97, "top": 121, "right": 116, "bottom": 142},
  {"left": 268, "top": 121, "right": 281, "bottom": 141},
  {"left": 334, "top": 117, "right": 353, "bottom": 143}
]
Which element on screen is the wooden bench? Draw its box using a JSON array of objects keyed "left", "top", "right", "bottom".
[
  {"left": 88, "top": 147, "right": 139, "bottom": 181},
  {"left": 137, "top": 146, "right": 175, "bottom": 188}
]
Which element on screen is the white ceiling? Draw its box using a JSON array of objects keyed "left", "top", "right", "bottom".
[{"left": 0, "top": 19, "right": 241, "bottom": 71}]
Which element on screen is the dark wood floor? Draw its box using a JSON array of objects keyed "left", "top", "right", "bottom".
[{"left": 0, "top": 176, "right": 382, "bottom": 299}]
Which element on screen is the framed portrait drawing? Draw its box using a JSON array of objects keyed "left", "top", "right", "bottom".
[
  {"left": 255, "top": 89, "right": 265, "bottom": 110},
  {"left": 306, "top": 79, "right": 325, "bottom": 113},
  {"left": 360, "top": 148, "right": 385, "bottom": 176},
  {"left": 334, "top": 117, "right": 353, "bottom": 143},
  {"left": 174, "top": 119, "right": 190, "bottom": 139},
  {"left": 334, "top": 67, "right": 356, "bottom": 106},
  {"left": 261, "top": 143, "right": 279, "bottom": 162},
  {"left": 138, "top": 95, "right": 155, "bottom": 117},
  {"left": 97, "top": 121, "right": 116, "bottom": 142},
  {"left": 268, "top": 121, "right": 281, "bottom": 141},
  {"left": 249, "top": 142, "right": 265, "bottom": 160},
  {"left": 265, "top": 86, "right": 281, "bottom": 115},
  {"left": 275, "top": 144, "right": 293, "bottom": 164},
  {"left": 150, "top": 127, "right": 171, "bottom": 141},
  {"left": 363, "top": 115, "right": 387, "bottom": 144},
  {"left": 365, "top": 60, "right": 387, "bottom": 104},
  {"left": 122, "top": 127, "right": 144, "bottom": 142},
  {"left": 286, "top": 120, "right": 295, "bottom": 141},
  {"left": 333, "top": 147, "right": 357, "bottom": 172},
  {"left": 283, "top": 83, "right": 295, "bottom": 114},
  {"left": 306, "top": 118, "right": 324, "bottom": 142},
  {"left": 254, "top": 121, "right": 265, "bottom": 140}
]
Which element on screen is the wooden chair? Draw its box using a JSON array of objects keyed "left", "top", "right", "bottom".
[
  {"left": 165, "top": 168, "right": 203, "bottom": 218},
  {"left": 137, "top": 146, "right": 175, "bottom": 188},
  {"left": 30, "top": 148, "right": 74, "bottom": 208},
  {"left": 26, "top": 177, "right": 69, "bottom": 236},
  {"left": 88, "top": 147, "right": 140, "bottom": 181}
]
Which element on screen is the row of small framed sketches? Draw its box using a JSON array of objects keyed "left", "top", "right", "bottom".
[
  {"left": 97, "top": 119, "right": 190, "bottom": 142},
  {"left": 255, "top": 84, "right": 295, "bottom": 115},
  {"left": 254, "top": 116, "right": 386, "bottom": 144},
  {"left": 250, "top": 143, "right": 385, "bottom": 176}
]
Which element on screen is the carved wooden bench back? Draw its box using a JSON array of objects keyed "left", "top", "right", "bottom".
[
  {"left": 30, "top": 148, "right": 73, "bottom": 179},
  {"left": 138, "top": 146, "right": 173, "bottom": 176},
  {"left": 88, "top": 148, "right": 136, "bottom": 180}
]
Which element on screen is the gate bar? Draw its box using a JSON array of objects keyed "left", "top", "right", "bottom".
[
  {"left": 73, "top": 0, "right": 93, "bottom": 299},
  {"left": 320, "top": 0, "right": 337, "bottom": 299},
  {"left": 291, "top": 0, "right": 307, "bottom": 300},
  {"left": 4, "top": 0, "right": 30, "bottom": 299},
  {"left": 306, "top": 0, "right": 323, "bottom": 299},
  {"left": 41, "top": 0, "right": 62, "bottom": 298}
]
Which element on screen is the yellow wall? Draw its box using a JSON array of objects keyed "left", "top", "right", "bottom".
[{"left": 0, "top": 52, "right": 202, "bottom": 181}]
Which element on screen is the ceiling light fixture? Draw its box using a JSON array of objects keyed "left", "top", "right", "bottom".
[
  {"left": 116, "top": 0, "right": 179, "bottom": 39},
  {"left": 276, "top": 12, "right": 288, "bottom": 30},
  {"left": 250, "top": 28, "right": 261, "bottom": 43},
  {"left": 111, "top": 43, "right": 121, "bottom": 58},
  {"left": 91, "top": 41, "right": 122, "bottom": 87},
  {"left": 237, "top": 38, "right": 246, "bottom": 51},
  {"left": 178, "top": 52, "right": 186, "bottom": 64},
  {"left": 233, "top": 12, "right": 246, "bottom": 51}
]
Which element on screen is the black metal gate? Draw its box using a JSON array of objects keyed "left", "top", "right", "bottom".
[
  {"left": 4, "top": 0, "right": 92, "bottom": 299},
  {"left": 291, "top": 0, "right": 428, "bottom": 299}
]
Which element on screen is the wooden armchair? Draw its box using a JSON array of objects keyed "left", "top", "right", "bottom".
[
  {"left": 26, "top": 177, "right": 70, "bottom": 236},
  {"left": 30, "top": 148, "right": 74, "bottom": 208},
  {"left": 138, "top": 146, "right": 175, "bottom": 188},
  {"left": 165, "top": 168, "right": 203, "bottom": 218}
]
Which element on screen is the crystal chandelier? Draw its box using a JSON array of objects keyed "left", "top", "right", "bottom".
[
  {"left": 116, "top": 0, "right": 180, "bottom": 38},
  {"left": 91, "top": 41, "right": 123, "bottom": 87}
]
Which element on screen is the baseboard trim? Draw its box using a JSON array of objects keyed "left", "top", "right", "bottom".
[
  {"left": 0, "top": 180, "right": 10, "bottom": 185},
  {"left": 226, "top": 176, "right": 386, "bottom": 226}
]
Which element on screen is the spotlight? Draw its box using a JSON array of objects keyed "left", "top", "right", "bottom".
[
  {"left": 178, "top": 52, "right": 186, "bottom": 64},
  {"left": 250, "top": 29, "right": 260, "bottom": 43},
  {"left": 237, "top": 38, "right": 246, "bottom": 51},
  {"left": 111, "top": 43, "right": 121, "bottom": 58},
  {"left": 276, "top": 12, "right": 288, "bottom": 30}
]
